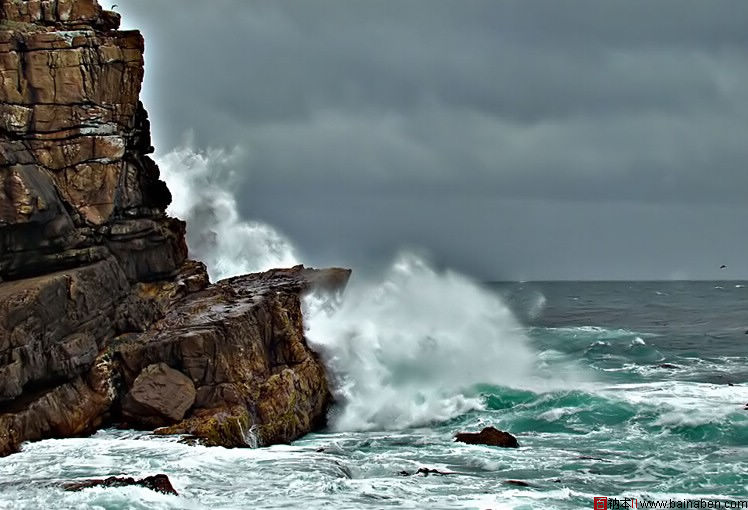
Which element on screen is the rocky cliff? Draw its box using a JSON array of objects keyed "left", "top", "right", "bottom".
[{"left": 0, "top": 0, "right": 348, "bottom": 456}]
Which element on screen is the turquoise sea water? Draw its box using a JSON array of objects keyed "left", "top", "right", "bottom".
[{"left": 0, "top": 281, "right": 746, "bottom": 509}]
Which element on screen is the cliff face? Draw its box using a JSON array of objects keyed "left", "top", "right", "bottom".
[{"left": 0, "top": 0, "right": 347, "bottom": 456}]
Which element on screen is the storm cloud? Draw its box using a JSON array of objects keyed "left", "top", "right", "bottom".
[{"left": 114, "top": 1, "right": 748, "bottom": 280}]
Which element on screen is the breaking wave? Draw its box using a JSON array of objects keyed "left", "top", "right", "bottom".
[
  {"left": 157, "top": 145, "right": 298, "bottom": 281},
  {"left": 158, "top": 143, "right": 542, "bottom": 431},
  {"left": 304, "top": 252, "right": 537, "bottom": 431}
]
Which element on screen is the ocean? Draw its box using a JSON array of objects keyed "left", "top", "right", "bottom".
[{"left": 1, "top": 277, "right": 746, "bottom": 509}]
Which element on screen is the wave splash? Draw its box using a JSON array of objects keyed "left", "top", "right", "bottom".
[
  {"left": 157, "top": 145, "right": 298, "bottom": 281},
  {"left": 304, "top": 253, "right": 537, "bottom": 431},
  {"left": 157, "top": 143, "right": 539, "bottom": 431}
]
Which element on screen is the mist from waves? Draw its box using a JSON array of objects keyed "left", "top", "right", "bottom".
[
  {"left": 157, "top": 144, "right": 553, "bottom": 433},
  {"left": 157, "top": 145, "right": 298, "bottom": 281}
]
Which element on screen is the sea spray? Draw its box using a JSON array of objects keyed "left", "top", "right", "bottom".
[
  {"left": 157, "top": 144, "right": 548, "bottom": 430},
  {"left": 304, "top": 252, "right": 537, "bottom": 431},
  {"left": 157, "top": 145, "right": 298, "bottom": 281}
]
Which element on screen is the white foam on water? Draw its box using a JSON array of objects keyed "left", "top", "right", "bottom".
[
  {"left": 540, "top": 326, "right": 660, "bottom": 339},
  {"left": 598, "top": 381, "right": 747, "bottom": 427}
]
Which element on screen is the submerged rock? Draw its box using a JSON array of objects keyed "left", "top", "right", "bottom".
[
  {"left": 64, "top": 474, "right": 177, "bottom": 495},
  {"left": 399, "top": 467, "right": 455, "bottom": 477},
  {"left": 454, "top": 427, "right": 520, "bottom": 448},
  {"left": 415, "top": 467, "right": 452, "bottom": 476},
  {"left": 658, "top": 363, "right": 679, "bottom": 369},
  {"left": 505, "top": 480, "right": 533, "bottom": 487}
]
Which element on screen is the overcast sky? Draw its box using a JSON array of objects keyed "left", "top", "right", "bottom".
[{"left": 114, "top": 1, "right": 748, "bottom": 280}]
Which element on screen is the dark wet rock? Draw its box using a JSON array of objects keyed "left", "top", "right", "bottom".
[
  {"left": 64, "top": 474, "right": 177, "bottom": 495},
  {"left": 416, "top": 467, "right": 452, "bottom": 476},
  {"left": 505, "top": 480, "right": 533, "bottom": 487},
  {"left": 454, "top": 427, "right": 520, "bottom": 448},
  {"left": 658, "top": 363, "right": 679, "bottom": 369},
  {"left": 400, "top": 467, "right": 454, "bottom": 476}
]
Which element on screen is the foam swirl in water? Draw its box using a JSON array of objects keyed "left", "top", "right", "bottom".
[{"left": 304, "top": 252, "right": 536, "bottom": 431}]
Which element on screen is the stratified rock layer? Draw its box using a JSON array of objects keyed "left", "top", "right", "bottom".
[
  {"left": 0, "top": 0, "right": 183, "bottom": 282},
  {"left": 0, "top": 0, "right": 348, "bottom": 456}
]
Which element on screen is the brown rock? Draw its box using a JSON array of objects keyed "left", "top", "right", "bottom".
[
  {"left": 454, "top": 426, "right": 520, "bottom": 448},
  {"left": 0, "top": 257, "right": 130, "bottom": 402},
  {"left": 0, "top": 0, "right": 350, "bottom": 458},
  {"left": 64, "top": 474, "right": 177, "bottom": 495},
  {"left": 0, "top": 260, "right": 208, "bottom": 456},
  {"left": 122, "top": 266, "right": 351, "bottom": 447},
  {"left": 0, "top": 0, "right": 183, "bottom": 282},
  {"left": 122, "top": 363, "right": 196, "bottom": 427},
  {"left": 156, "top": 406, "right": 253, "bottom": 448}
]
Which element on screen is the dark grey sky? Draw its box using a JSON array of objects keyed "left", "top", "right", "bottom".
[{"left": 115, "top": 1, "right": 748, "bottom": 280}]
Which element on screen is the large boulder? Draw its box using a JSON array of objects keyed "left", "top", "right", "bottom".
[{"left": 122, "top": 363, "right": 196, "bottom": 427}]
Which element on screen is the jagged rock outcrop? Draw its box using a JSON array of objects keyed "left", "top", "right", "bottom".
[
  {"left": 0, "top": 0, "right": 349, "bottom": 456},
  {"left": 148, "top": 267, "right": 351, "bottom": 447}
]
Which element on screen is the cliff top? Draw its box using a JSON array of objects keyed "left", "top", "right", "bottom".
[{"left": 0, "top": 0, "right": 120, "bottom": 31}]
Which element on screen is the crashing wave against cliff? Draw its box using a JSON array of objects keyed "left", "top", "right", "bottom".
[{"left": 0, "top": 0, "right": 349, "bottom": 456}]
